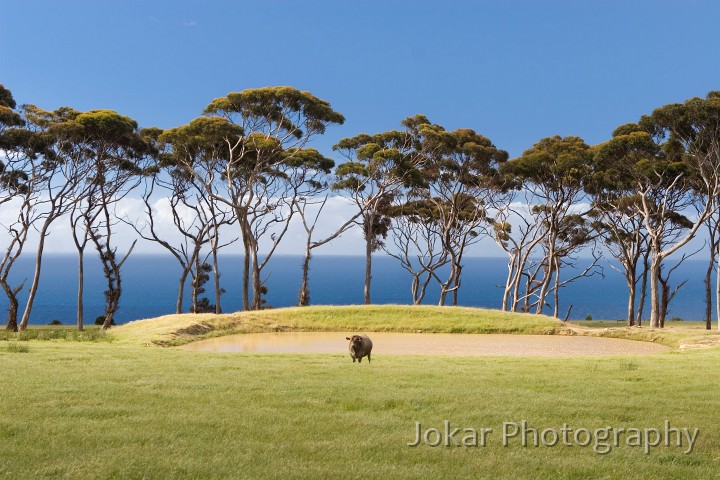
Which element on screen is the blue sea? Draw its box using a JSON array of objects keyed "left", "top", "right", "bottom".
[{"left": 1, "top": 254, "right": 714, "bottom": 325}]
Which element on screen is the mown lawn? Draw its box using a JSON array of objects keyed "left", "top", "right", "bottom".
[{"left": 1, "top": 306, "right": 719, "bottom": 479}]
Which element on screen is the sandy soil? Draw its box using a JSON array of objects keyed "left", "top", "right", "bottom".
[{"left": 180, "top": 332, "right": 670, "bottom": 356}]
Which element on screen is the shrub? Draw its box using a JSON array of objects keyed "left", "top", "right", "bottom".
[
  {"left": 585, "top": 314, "right": 592, "bottom": 321},
  {"left": 95, "top": 316, "right": 116, "bottom": 326},
  {"left": 48, "top": 319, "right": 63, "bottom": 326}
]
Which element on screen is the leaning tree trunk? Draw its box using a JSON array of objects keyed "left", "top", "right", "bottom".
[
  {"left": 176, "top": 267, "right": 190, "bottom": 314},
  {"left": 19, "top": 220, "right": 53, "bottom": 331}
]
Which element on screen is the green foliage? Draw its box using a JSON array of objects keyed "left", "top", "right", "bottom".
[
  {"left": 95, "top": 316, "right": 116, "bottom": 326},
  {"left": 203, "top": 86, "right": 344, "bottom": 137},
  {"left": 191, "top": 262, "right": 224, "bottom": 314},
  {"left": 503, "top": 135, "right": 592, "bottom": 188},
  {"left": 0, "top": 84, "right": 17, "bottom": 109}
]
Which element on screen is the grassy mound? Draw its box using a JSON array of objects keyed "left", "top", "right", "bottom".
[{"left": 113, "top": 305, "right": 567, "bottom": 346}]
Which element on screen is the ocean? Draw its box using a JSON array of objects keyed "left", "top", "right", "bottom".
[{"left": 0, "top": 254, "right": 715, "bottom": 325}]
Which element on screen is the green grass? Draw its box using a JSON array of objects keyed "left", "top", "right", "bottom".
[
  {"left": 1, "top": 342, "right": 720, "bottom": 479},
  {"left": 2, "top": 306, "right": 720, "bottom": 479},
  {"left": 0, "top": 326, "right": 111, "bottom": 343},
  {"left": 3, "top": 342, "right": 29, "bottom": 353},
  {"left": 113, "top": 305, "right": 572, "bottom": 346}
]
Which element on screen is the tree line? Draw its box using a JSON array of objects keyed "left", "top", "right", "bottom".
[{"left": 1, "top": 84, "right": 719, "bottom": 331}]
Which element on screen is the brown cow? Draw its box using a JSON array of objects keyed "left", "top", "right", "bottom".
[{"left": 346, "top": 334, "right": 373, "bottom": 363}]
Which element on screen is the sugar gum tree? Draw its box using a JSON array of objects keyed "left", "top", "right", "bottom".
[
  {"left": 636, "top": 92, "right": 720, "bottom": 328},
  {"left": 413, "top": 122, "right": 509, "bottom": 306},
  {"left": 0, "top": 85, "right": 39, "bottom": 331},
  {"left": 588, "top": 125, "right": 657, "bottom": 326},
  {"left": 150, "top": 117, "right": 242, "bottom": 314},
  {"left": 333, "top": 116, "right": 427, "bottom": 305},
  {"left": 45, "top": 109, "right": 156, "bottom": 329},
  {"left": 176, "top": 87, "right": 343, "bottom": 310},
  {"left": 501, "top": 136, "right": 598, "bottom": 318}
]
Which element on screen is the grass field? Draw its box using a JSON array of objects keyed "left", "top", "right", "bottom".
[{"left": 2, "top": 305, "right": 720, "bottom": 479}]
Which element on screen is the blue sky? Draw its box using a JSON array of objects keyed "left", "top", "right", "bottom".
[
  {"left": 1, "top": 0, "right": 719, "bottom": 255},
  {"left": 2, "top": 0, "right": 719, "bottom": 158}
]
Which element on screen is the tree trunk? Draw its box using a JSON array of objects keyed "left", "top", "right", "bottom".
[
  {"left": 238, "top": 210, "right": 251, "bottom": 311},
  {"left": 102, "top": 277, "right": 121, "bottom": 330},
  {"left": 502, "top": 254, "right": 518, "bottom": 311},
  {"left": 364, "top": 233, "right": 372, "bottom": 305},
  {"left": 705, "top": 252, "right": 713, "bottom": 330},
  {"left": 19, "top": 220, "right": 52, "bottom": 331},
  {"left": 636, "top": 251, "right": 650, "bottom": 326},
  {"left": 410, "top": 275, "right": 420, "bottom": 305},
  {"left": 177, "top": 267, "right": 189, "bottom": 314},
  {"left": 649, "top": 254, "right": 661, "bottom": 328},
  {"left": 251, "top": 243, "right": 262, "bottom": 310},
  {"left": 659, "top": 273, "right": 669, "bottom": 327},
  {"left": 299, "top": 245, "right": 311, "bottom": 307},
  {"left": 552, "top": 258, "right": 561, "bottom": 319},
  {"left": 242, "top": 238, "right": 250, "bottom": 311},
  {"left": 535, "top": 262, "right": 552, "bottom": 315},
  {"left": 626, "top": 275, "right": 636, "bottom": 327},
  {"left": 716, "top": 244, "right": 720, "bottom": 332},
  {"left": 438, "top": 265, "right": 454, "bottom": 307},
  {"left": 4, "top": 293, "right": 18, "bottom": 332},
  {"left": 77, "top": 249, "right": 85, "bottom": 331},
  {"left": 212, "top": 248, "right": 222, "bottom": 314},
  {"left": 190, "top": 257, "right": 200, "bottom": 313},
  {"left": 451, "top": 264, "right": 462, "bottom": 306}
]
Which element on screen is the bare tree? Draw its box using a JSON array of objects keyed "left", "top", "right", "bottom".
[
  {"left": 384, "top": 201, "right": 448, "bottom": 305},
  {"left": 490, "top": 195, "right": 546, "bottom": 312},
  {"left": 295, "top": 194, "right": 360, "bottom": 306},
  {"left": 123, "top": 167, "right": 236, "bottom": 314}
]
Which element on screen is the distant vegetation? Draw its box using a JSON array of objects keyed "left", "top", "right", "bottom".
[{"left": 1, "top": 84, "right": 720, "bottom": 332}]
